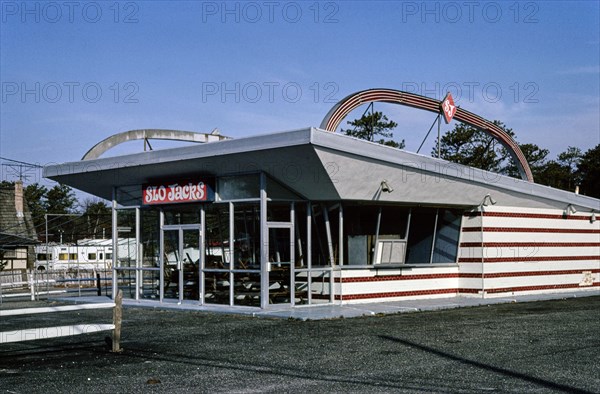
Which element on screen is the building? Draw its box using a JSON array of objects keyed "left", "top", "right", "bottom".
[
  {"left": 43, "top": 125, "right": 600, "bottom": 309},
  {"left": 0, "top": 181, "right": 39, "bottom": 270}
]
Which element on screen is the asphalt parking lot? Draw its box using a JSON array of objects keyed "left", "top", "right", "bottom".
[{"left": 1, "top": 296, "right": 599, "bottom": 393}]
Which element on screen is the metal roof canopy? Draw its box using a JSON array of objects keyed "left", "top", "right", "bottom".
[{"left": 44, "top": 128, "right": 599, "bottom": 211}]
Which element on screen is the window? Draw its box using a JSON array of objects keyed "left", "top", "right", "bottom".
[
  {"left": 59, "top": 253, "right": 68, "bottom": 261},
  {"left": 233, "top": 203, "right": 260, "bottom": 270},
  {"left": 406, "top": 209, "right": 437, "bottom": 264},
  {"left": 406, "top": 208, "right": 462, "bottom": 265},
  {"left": 344, "top": 205, "right": 411, "bottom": 265},
  {"left": 311, "top": 203, "right": 339, "bottom": 267},
  {"left": 69, "top": 253, "right": 77, "bottom": 260},
  {"left": 3, "top": 250, "right": 16, "bottom": 258},
  {"left": 342, "top": 205, "right": 462, "bottom": 266},
  {"left": 36, "top": 253, "right": 48, "bottom": 261},
  {"left": 88, "top": 253, "right": 97, "bottom": 260},
  {"left": 431, "top": 209, "right": 462, "bottom": 264},
  {"left": 218, "top": 174, "right": 260, "bottom": 200}
]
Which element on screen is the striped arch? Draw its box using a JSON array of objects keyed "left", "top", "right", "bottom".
[{"left": 320, "top": 88, "right": 534, "bottom": 182}]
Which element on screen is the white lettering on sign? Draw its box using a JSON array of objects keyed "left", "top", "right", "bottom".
[
  {"left": 143, "top": 181, "right": 207, "bottom": 205},
  {"left": 441, "top": 92, "right": 457, "bottom": 124}
]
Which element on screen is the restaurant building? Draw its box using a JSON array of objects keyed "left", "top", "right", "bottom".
[{"left": 43, "top": 91, "right": 600, "bottom": 309}]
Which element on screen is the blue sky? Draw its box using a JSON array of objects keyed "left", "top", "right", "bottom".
[{"left": 1, "top": 0, "right": 598, "bottom": 186}]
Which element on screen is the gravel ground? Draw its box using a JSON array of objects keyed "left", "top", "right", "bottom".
[{"left": 1, "top": 296, "right": 599, "bottom": 393}]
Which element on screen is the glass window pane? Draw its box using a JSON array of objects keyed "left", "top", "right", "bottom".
[
  {"left": 267, "top": 202, "right": 291, "bottom": 222},
  {"left": 116, "top": 269, "right": 137, "bottom": 299},
  {"left": 116, "top": 209, "right": 137, "bottom": 268},
  {"left": 379, "top": 207, "right": 410, "bottom": 239},
  {"left": 116, "top": 185, "right": 142, "bottom": 207},
  {"left": 309, "top": 270, "right": 331, "bottom": 304},
  {"left": 204, "top": 271, "right": 230, "bottom": 305},
  {"left": 233, "top": 203, "right": 260, "bottom": 270},
  {"left": 432, "top": 209, "right": 462, "bottom": 264},
  {"left": 406, "top": 208, "right": 437, "bottom": 264},
  {"left": 141, "top": 269, "right": 160, "bottom": 299},
  {"left": 343, "top": 205, "right": 379, "bottom": 265},
  {"left": 269, "top": 228, "right": 291, "bottom": 263},
  {"left": 294, "top": 203, "right": 308, "bottom": 268},
  {"left": 141, "top": 209, "right": 160, "bottom": 268},
  {"left": 163, "top": 206, "right": 201, "bottom": 225},
  {"left": 234, "top": 272, "right": 260, "bottom": 306},
  {"left": 205, "top": 204, "right": 230, "bottom": 268},
  {"left": 218, "top": 174, "right": 260, "bottom": 200}
]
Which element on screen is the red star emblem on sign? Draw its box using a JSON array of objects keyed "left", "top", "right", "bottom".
[{"left": 441, "top": 92, "right": 457, "bottom": 124}]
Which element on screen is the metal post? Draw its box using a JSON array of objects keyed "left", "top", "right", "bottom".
[
  {"left": 480, "top": 206, "right": 485, "bottom": 299},
  {"left": 159, "top": 210, "right": 164, "bottom": 302},
  {"left": 45, "top": 214, "right": 49, "bottom": 297},
  {"left": 135, "top": 207, "right": 140, "bottom": 301},
  {"left": 322, "top": 206, "right": 335, "bottom": 265},
  {"left": 373, "top": 207, "right": 382, "bottom": 264},
  {"left": 229, "top": 201, "right": 234, "bottom": 306},
  {"left": 429, "top": 209, "right": 439, "bottom": 264},
  {"left": 290, "top": 202, "right": 295, "bottom": 306},
  {"left": 199, "top": 206, "right": 205, "bottom": 305},
  {"left": 259, "top": 173, "right": 268, "bottom": 309},
  {"left": 307, "top": 202, "right": 312, "bottom": 305},
  {"left": 437, "top": 113, "right": 441, "bottom": 158},
  {"left": 112, "top": 188, "right": 118, "bottom": 300},
  {"left": 338, "top": 206, "right": 343, "bottom": 266}
]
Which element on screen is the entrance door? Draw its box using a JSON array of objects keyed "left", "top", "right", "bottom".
[
  {"left": 267, "top": 226, "right": 293, "bottom": 304},
  {"left": 161, "top": 225, "right": 202, "bottom": 303}
]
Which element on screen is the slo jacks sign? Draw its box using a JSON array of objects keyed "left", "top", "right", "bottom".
[{"left": 143, "top": 179, "right": 214, "bottom": 205}]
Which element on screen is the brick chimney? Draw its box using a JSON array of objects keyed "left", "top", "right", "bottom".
[{"left": 15, "top": 180, "right": 24, "bottom": 218}]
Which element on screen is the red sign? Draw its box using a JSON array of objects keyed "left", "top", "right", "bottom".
[
  {"left": 441, "top": 92, "right": 457, "bottom": 124},
  {"left": 143, "top": 180, "right": 210, "bottom": 205}
]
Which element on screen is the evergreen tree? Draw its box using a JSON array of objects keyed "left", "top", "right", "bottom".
[
  {"left": 342, "top": 111, "right": 405, "bottom": 149},
  {"left": 576, "top": 144, "right": 600, "bottom": 198},
  {"left": 434, "top": 121, "right": 515, "bottom": 173},
  {"left": 24, "top": 183, "right": 48, "bottom": 232}
]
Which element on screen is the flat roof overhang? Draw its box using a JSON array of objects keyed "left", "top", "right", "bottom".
[{"left": 44, "top": 128, "right": 600, "bottom": 211}]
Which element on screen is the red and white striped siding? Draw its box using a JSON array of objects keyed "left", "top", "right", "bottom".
[
  {"left": 458, "top": 206, "right": 600, "bottom": 297},
  {"left": 335, "top": 206, "right": 598, "bottom": 304},
  {"left": 335, "top": 266, "right": 460, "bottom": 303}
]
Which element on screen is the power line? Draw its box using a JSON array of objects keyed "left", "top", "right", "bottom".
[
  {"left": 0, "top": 156, "right": 43, "bottom": 182},
  {"left": 0, "top": 157, "right": 43, "bottom": 168}
]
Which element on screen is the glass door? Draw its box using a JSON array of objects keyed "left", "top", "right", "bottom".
[
  {"left": 267, "top": 226, "right": 293, "bottom": 304},
  {"left": 161, "top": 225, "right": 202, "bottom": 303}
]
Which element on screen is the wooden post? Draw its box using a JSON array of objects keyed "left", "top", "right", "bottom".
[
  {"left": 96, "top": 273, "right": 101, "bottom": 296},
  {"left": 112, "top": 289, "right": 123, "bottom": 352}
]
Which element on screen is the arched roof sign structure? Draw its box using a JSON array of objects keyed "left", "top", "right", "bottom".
[
  {"left": 320, "top": 88, "right": 534, "bottom": 182},
  {"left": 81, "top": 129, "right": 231, "bottom": 161}
]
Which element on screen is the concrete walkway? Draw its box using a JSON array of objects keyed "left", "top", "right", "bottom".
[{"left": 60, "top": 289, "right": 599, "bottom": 320}]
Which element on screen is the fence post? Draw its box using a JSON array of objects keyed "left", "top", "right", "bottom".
[
  {"left": 112, "top": 289, "right": 123, "bottom": 352},
  {"left": 96, "top": 272, "right": 102, "bottom": 296},
  {"left": 28, "top": 270, "right": 35, "bottom": 301}
]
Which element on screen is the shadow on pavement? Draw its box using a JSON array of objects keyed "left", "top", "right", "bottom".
[{"left": 379, "top": 335, "right": 594, "bottom": 394}]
